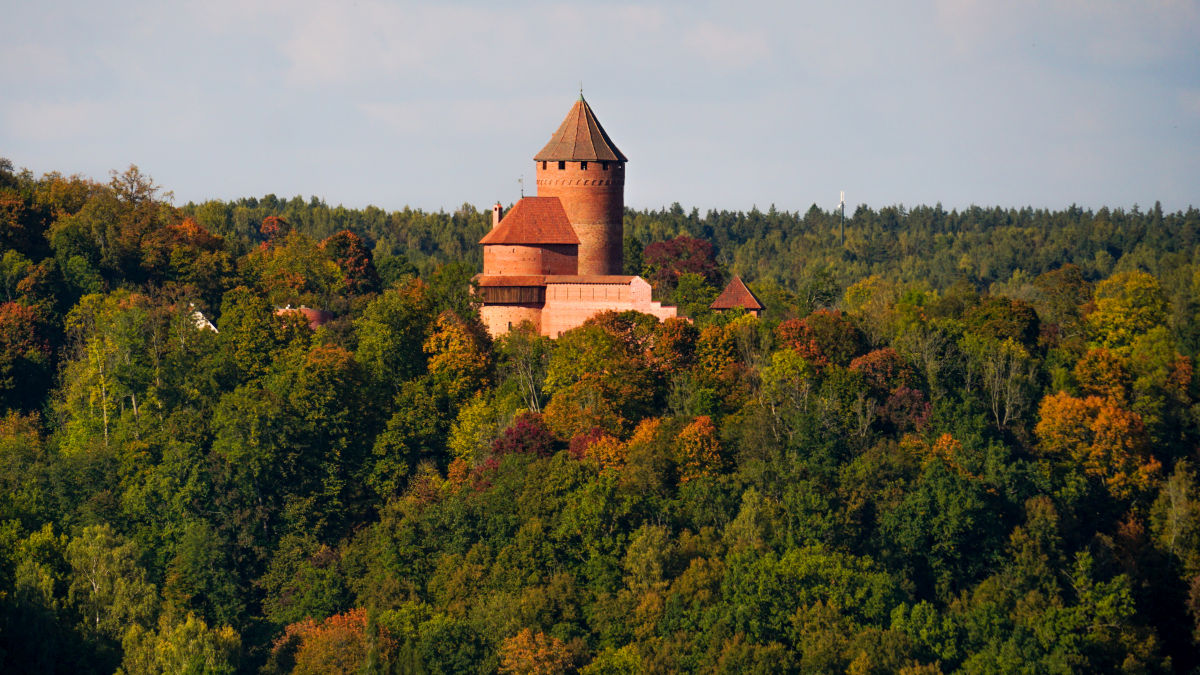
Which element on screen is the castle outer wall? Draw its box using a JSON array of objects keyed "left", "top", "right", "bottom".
[
  {"left": 477, "top": 275, "right": 676, "bottom": 338},
  {"left": 540, "top": 276, "right": 675, "bottom": 338},
  {"left": 480, "top": 303, "right": 543, "bottom": 335}
]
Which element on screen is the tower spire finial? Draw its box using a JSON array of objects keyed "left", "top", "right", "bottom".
[{"left": 579, "top": 81, "right": 584, "bottom": 100}]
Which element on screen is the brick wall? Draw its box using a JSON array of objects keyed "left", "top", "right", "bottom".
[
  {"left": 540, "top": 277, "right": 677, "bottom": 337},
  {"left": 483, "top": 245, "right": 541, "bottom": 275},
  {"left": 542, "top": 244, "right": 579, "bottom": 275},
  {"left": 535, "top": 160, "right": 624, "bottom": 275},
  {"left": 483, "top": 244, "right": 579, "bottom": 276},
  {"left": 481, "top": 304, "right": 542, "bottom": 337}
]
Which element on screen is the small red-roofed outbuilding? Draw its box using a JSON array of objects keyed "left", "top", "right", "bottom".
[
  {"left": 711, "top": 276, "right": 765, "bottom": 317},
  {"left": 275, "top": 305, "right": 334, "bottom": 330}
]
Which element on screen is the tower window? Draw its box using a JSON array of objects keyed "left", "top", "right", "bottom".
[
  {"left": 557, "top": 161, "right": 565, "bottom": 170},
  {"left": 541, "top": 161, "right": 546, "bottom": 170},
  {"left": 602, "top": 162, "right": 608, "bottom": 170},
  {"left": 580, "top": 161, "right": 588, "bottom": 170}
]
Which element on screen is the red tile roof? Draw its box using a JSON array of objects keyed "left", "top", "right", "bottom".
[
  {"left": 474, "top": 274, "right": 637, "bottom": 287},
  {"left": 711, "top": 276, "right": 765, "bottom": 311},
  {"left": 275, "top": 305, "right": 334, "bottom": 329},
  {"left": 475, "top": 275, "right": 547, "bottom": 287},
  {"left": 479, "top": 197, "right": 580, "bottom": 245},
  {"left": 534, "top": 97, "right": 628, "bottom": 162},
  {"left": 545, "top": 275, "right": 635, "bottom": 284}
]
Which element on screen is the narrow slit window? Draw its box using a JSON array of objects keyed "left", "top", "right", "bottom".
[
  {"left": 602, "top": 162, "right": 608, "bottom": 170},
  {"left": 557, "top": 161, "right": 565, "bottom": 170},
  {"left": 580, "top": 161, "right": 588, "bottom": 170},
  {"left": 541, "top": 161, "right": 546, "bottom": 170}
]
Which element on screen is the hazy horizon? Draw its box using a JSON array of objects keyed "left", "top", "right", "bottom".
[{"left": 4, "top": 1, "right": 1197, "bottom": 215}]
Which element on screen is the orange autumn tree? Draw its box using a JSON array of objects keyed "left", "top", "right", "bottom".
[
  {"left": 0, "top": 300, "right": 52, "bottom": 410},
  {"left": 499, "top": 628, "right": 573, "bottom": 675},
  {"left": 1035, "top": 392, "right": 1161, "bottom": 498},
  {"left": 586, "top": 434, "right": 627, "bottom": 471},
  {"left": 1073, "top": 348, "right": 1132, "bottom": 402},
  {"left": 320, "top": 229, "right": 380, "bottom": 296},
  {"left": 849, "top": 347, "right": 916, "bottom": 396},
  {"left": 272, "top": 608, "right": 395, "bottom": 675},
  {"left": 650, "top": 316, "right": 698, "bottom": 374}
]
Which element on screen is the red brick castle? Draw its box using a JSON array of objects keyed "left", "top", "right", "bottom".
[{"left": 477, "top": 97, "right": 677, "bottom": 337}]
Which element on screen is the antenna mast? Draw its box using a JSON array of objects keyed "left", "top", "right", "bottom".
[{"left": 839, "top": 190, "right": 846, "bottom": 246}]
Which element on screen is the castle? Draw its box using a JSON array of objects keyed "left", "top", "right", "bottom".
[{"left": 476, "top": 96, "right": 677, "bottom": 338}]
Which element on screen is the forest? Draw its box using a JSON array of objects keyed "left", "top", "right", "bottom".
[{"left": 2, "top": 157, "right": 1200, "bottom": 673}]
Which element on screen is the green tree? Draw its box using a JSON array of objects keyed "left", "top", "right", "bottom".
[
  {"left": 218, "top": 286, "right": 306, "bottom": 381},
  {"left": 353, "top": 280, "right": 434, "bottom": 396},
  {"left": 496, "top": 322, "right": 552, "bottom": 412},
  {"left": 56, "top": 291, "right": 158, "bottom": 451},
  {"left": 242, "top": 230, "right": 345, "bottom": 307},
  {"left": 66, "top": 523, "right": 157, "bottom": 641},
  {"left": 671, "top": 272, "right": 719, "bottom": 320}
]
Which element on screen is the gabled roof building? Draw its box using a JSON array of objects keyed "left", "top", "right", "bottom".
[
  {"left": 477, "top": 97, "right": 676, "bottom": 338},
  {"left": 711, "top": 276, "right": 766, "bottom": 317}
]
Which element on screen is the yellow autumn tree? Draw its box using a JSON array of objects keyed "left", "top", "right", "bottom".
[
  {"left": 674, "top": 415, "right": 722, "bottom": 482},
  {"left": 695, "top": 324, "right": 737, "bottom": 382},
  {"left": 424, "top": 311, "right": 493, "bottom": 404},
  {"left": 118, "top": 613, "right": 240, "bottom": 675},
  {"left": 1086, "top": 270, "right": 1170, "bottom": 353},
  {"left": 447, "top": 392, "right": 501, "bottom": 465}
]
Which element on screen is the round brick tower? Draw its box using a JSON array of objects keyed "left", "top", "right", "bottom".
[{"left": 534, "top": 96, "right": 627, "bottom": 276}]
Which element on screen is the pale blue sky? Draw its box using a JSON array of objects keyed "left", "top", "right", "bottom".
[{"left": 2, "top": 1, "right": 1198, "bottom": 213}]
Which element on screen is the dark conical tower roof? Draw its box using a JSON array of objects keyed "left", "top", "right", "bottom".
[{"left": 534, "top": 96, "right": 627, "bottom": 163}]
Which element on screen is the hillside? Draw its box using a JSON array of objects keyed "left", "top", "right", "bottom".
[{"left": 2, "top": 160, "right": 1199, "bottom": 672}]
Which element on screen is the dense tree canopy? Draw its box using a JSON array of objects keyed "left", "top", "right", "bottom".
[{"left": 1, "top": 158, "right": 1199, "bottom": 672}]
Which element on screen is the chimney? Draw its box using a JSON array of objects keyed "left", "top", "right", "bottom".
[{"left": 492, "top": 202, "right": 503, "bottom": 228}]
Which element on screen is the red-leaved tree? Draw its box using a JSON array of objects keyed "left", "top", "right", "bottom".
[
  {"left": 492, "top": 412, "right": 556, "bottom": 457},
  {"left": 642, "top": 236, "right": 720, "bottom": 292}
]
